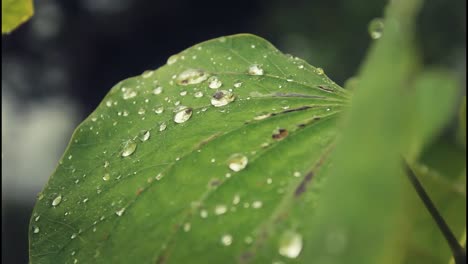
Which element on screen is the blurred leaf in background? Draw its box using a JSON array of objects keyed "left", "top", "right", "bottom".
[{"left": 2, "top": 0, "right": 34, "bottom": 34}]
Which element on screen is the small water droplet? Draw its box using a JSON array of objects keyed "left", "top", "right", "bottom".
[
  {"left": 106, "top": 100, "right": 113, "bottom": 107},
  {"left": 267, "top": 178, "right": 273, "bottom": 184},
  {"left": 250, "top": 44, "right": 256, "bottom": 49},
  {"left": 244, "top": 236, "right": 253, "bottom": 244},
  {"left": 233, "top": 194, "right": 240, "bottom": 205},
  {"left": 211, "top": 90, "right": 235, "bottom": 107},
  {"left": 35, "top": 215, "right": 40, "bottom": 222},
  {"left": 138, "top": 130, "right": 151, "bottom": 142},
  {"left": 254, "top": 113, "right": 271, "bottom": 120},
  {"left": 33, "top": 226, "right": 40, "bottom": 234},
  {"left": 154, "top": 106, "right": 164, "bottom": 114},
  {"left": 83, "top": 198, "right": 89, "bottom": 203},
  {"left": 248, "top": 64, "right": 264, "bottom": 75},
  {"left": 71, "top": 233, "right": 77, "bottom": 239},
  {"left": 272, "top": 128, "right": 288, "bottom": 140},
  {"left": 221, "top": 234, "right": 233, "bottom": 246},
  {"left": 103, "top": 173, "right": 110, "bottom": 181},
  {"left": 141, "top": 70, "right": 154, "bottom": 78},
  {"left": 174, "top": 107, "right": 193, "bottom": 123},
  {"left": 293, "top": 171, "right": 301, "bottom": 177},
  {"left": 298, "top": 65, "right": 304, "bottom": 69},
  {"left": 167, "top": 54, "right": 178, "bottom": 65},
  {"left": 228, "top": 154, "right": 248, "bottom": 172},
  {"left": 138, "top": 108, "right": 146, "bottom": 115},
  {"left": 104, "top": 161, "right": 110, "bottom": 168},
  {"left": 316, "top": 68, "right": 324, "bottom": 75},
  {"left": 278, "top": 231, "right": 303, "bottom": 259},
  {"left": 121, "top": 140, "right": 137, "bottom": 157},
  {"left": 252, "top": 201, "right": 263, "bottom": 209},
  {"left": 194, "top": 91, "right": 204, "bottom": 98},
  {"left": 200, "top": 209, "right": 208, "bottom": 218},
  {"left": 233, "top": 82, "right": 242, "bottom": 88},
  {"left": 116, "top": 208, "right": 125, "bottom": 216},
  {"left": 52, "top": 195, "right": 62, "bottom": 207},
  {"left": 368, "top": 18, "right": 384, "bottom": 39},
  {"left": 183, "top": 222, "right": 191, "bottom": 232},
  {"left": 214, "top": 204, "right": 227, "bottom": 215},
  {"left": 122, "top": 88, "right": 137, "bottom": 100},
  {"left": 208, "top": 76, "right": 223, "bottom": 89},
  {"left": 153, "top": 86, "right": 163, "bottom": 95},
  {"left": 176, "top": 69, "right": 210, "bottom": 85}
]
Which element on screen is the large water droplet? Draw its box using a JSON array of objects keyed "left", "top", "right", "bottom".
[
  {"left": 121, "top": 140, "right": 137, "bottom": 157},
  {"left": 221, "top": 234, "right": 233, "bottom": 246},
  {"left": 211, "top": 90, "right": 235, "bottom": 107},
  {"left": 174, "top": 107, "right": 193, "bottom": 123},
  {"left": 176, "top": 69, "right": 210, "bottom": 85},
  {"left": 208, "top": 76, "right": 222, "bottom": 89},
  {"left": 228, "top": 154, "right": 248, "bottom": 172},
  {"left": 248, "top": 64, "right": 264, "bottom": 75},
  {"left": 368, "top": 18, "right": 384, "bottom": 39},
  {"left": 278, "top": 231, "right": 303, "bottom": 259},
  {"left": 52, "top": 195, "right": 62, "bottom": 207}
]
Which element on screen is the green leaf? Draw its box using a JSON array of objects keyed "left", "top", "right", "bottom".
[
  {"left": 457, "top": 96, "right": 466, "bottom": 148},
  {"left": 29, "top": 34, "right": 350, "bottom": 263},
  {"left": 301, "top": 0, "right": 424, "bottom": 263},
  {"left": 1, "top": 0, "right": 33, "bottom": 34}
]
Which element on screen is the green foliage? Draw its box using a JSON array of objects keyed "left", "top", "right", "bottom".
[
  {"left": 29, "top": 0, "right": 465, "bottom": 263},
  {"left": 1, "top": 0, "right": 33, "bottom": 34}
]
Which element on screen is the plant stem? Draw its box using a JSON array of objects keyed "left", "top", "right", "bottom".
[{"left": 403, "top": 161, "right": 466, "bottom": 264}]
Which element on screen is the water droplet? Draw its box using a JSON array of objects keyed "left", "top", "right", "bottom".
[
  {"left": 141, "top": 70, "right": 154, "bottom": 78},
  {"left": 221, "top": 234, "right": 233, "bottom": 246},
  {"left": 176, "top": 69, "right": 210, "bottom": 85},
  {"left": 214, "top": 204, "right": 227, "bottom": 215},
  {"left": 254, "top": 113, "right": 271, "bottom": 120},
  {"left": 167, "top": 54, "right": 178, "bottom": 65},
  {"left": 138, "top": 130, "right": 150, "bottom": 142},
  {"left": 200, "top": 209, "right": 208, "bottom": 218},
  {"left": 35, "top": 215, "right": 40, "bottom": 222},
  {"left": 250, "top": 44, "right": 256, "bottom": 49},
  {"left": 174, "top": 107, "right": 193, "bottom": 123},
  {"left": 233, "top": 82, "right": 242, "bottom": 88},
  {"left": 116, "top": 208, "right": 125, "bottom": 216},
  {"left": 228, "top": 154, "right": 248, "bottom": 172},
  {"left": 33, "top": 226, "right": 40, "bottom": 234},
  {"left": 52, "top": 195, "right": 62, "bottom": 207},
  {"left": 83, "top": 198, "right": 89, "bottom": 203},
  {"left": 267, "top": 178, "right": 273, "bottom": 184},
  {"left": 272, "top": 128, "right": 288, "bottom": 140},
  {"left": 316, "top": 68, "right": 324, "bottom": 75},
  {"left": 106, "top": 100, "right": 113, "bottom": 107},
  {"left": 194, "top": 91, "right": 204, "bottom": 98},
  {"left": 68, "top": 155, "right": 73, "bottom": 160},
  {"left": 208, "top": 76, "right": 222, "bottom": 89},
  {"left": 153, "top": 86, "right": 163, "bottom": 95},
  {"left": 103, "top": 173, "right": 110, "bottom": 181},
  {"left": 154, "top": 106, "right": 164, "bottom": 114},
  {"left": 278, "top": 231, "right": 303, "bottom": 259},
  {"left": 121, "top": 140, "right": 137, "bottom": 157},
  {"left": 138, "top": 108, "right": 146, "bottom": 115},
  {"left": 298, "top": 65, "right": 304, "bottom": 69},
  {"left": 293, "top": 171, "right": 301, "bottom": 177},
  {"left": 368, "top": 18, "right": 384, "bottom": 39},
  {"left": 155, "top": 173, "right": 164, "bottom": 181},
  {"left": 244, "top": 236, "right": 253, "bottom": 244},
  {"left": 122, "top": 88, "right": 137, "bottom": 100},
  {"left": 104, "top": 161, "right": 110, "bottom": 168},
  {"left": 252, "top": 201, "right": 263, "bottom": 209},
  {"left": 71, "top": 233, "right": 77, "bottom": 239},
  {"left": 248, "top": 64, "right": 264, "bottom": 75},
  {"left": 183, "top": 222, "right": 191, "bottom": 232},
  {"left": 211, "top": 90, "right": 235, "bottom": 107},
  {"left": 233, "top": 194, "right": 240, "bottom": 205}
]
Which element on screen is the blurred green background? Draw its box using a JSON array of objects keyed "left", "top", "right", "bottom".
[{"left": 1, "top": 0, "right": 465, "bottom": 263}]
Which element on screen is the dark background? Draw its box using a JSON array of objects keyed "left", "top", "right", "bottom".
[{"left": 1, "top": 0, "right": 465, "bottom": 263}]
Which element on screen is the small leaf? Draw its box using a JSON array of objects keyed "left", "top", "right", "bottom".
[
  {"left": 1, "top": 0, "right": 34, "bottom": 34},
  {"left": 29, "top": 34, "right": 349, "bottom": 263}
]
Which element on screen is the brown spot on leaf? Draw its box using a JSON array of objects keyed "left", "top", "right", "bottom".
[{"left": 272, "top": 128, "right": 288, "bottom": 140}]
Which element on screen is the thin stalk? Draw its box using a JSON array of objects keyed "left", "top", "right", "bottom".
[{"left": 403, "top": 161, "right": 466, "bottom": 264}]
